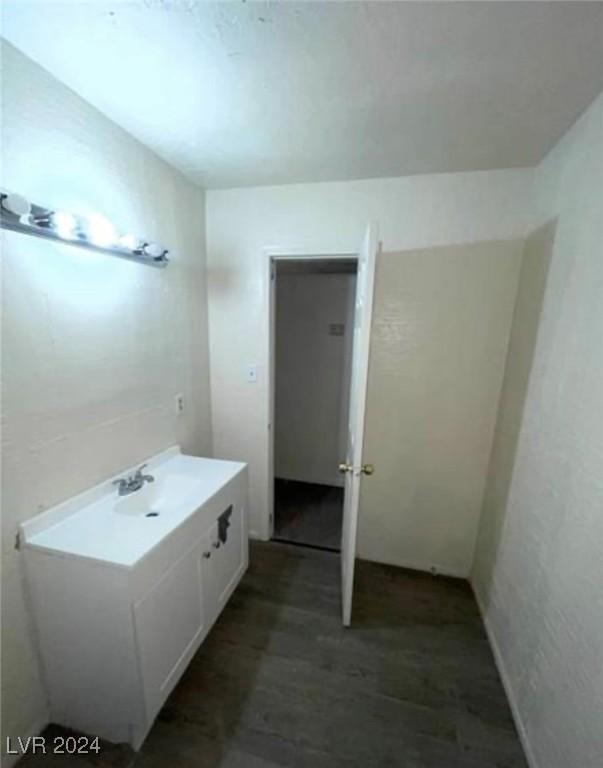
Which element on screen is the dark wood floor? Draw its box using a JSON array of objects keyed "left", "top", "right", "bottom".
[
  {"left": 19, "top": 541, "right": 527, "bottom": 768},
  {"left": 274, "top": 479, "right": 343, "bottom": 550}
]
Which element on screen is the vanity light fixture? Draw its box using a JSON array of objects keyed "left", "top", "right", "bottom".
[{"left": 0, "top": 191, "right": 169, "bottom": 267}]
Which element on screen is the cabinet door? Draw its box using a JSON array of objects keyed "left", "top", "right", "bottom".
[
  {"left": 204, "top": 502, "right": 248, "bottom": 625},
  {"left": 133, "top": 543, "right": 207, "bottom": 719},
  {"left": 200, "top": 526, "right": 217, "bottom": 627}
]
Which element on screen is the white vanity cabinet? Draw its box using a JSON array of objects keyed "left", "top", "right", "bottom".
[{"left": 21, "top": 449, "right": 248, "bottom": 750}]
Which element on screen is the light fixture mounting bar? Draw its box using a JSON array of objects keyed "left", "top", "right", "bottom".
[{"left": 0, "top": 192, "right": 169, "bottom": 267}]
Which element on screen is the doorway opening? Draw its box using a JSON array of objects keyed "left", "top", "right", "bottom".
[{"left": 271, "top": 257, "right": 358, "bottom": 552}]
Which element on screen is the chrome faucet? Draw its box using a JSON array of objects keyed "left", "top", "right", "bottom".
[{"left": 113, "top": 464, "right": 155, "bottom": 496}]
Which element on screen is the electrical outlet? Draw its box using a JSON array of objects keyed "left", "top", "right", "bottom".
[{"left": 175, "top": 393, "right": 184, "bottom": 415}]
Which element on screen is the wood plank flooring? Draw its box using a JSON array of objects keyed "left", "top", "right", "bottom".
[
  {"left": 274, "top": 480, "right": 343, "bottom": 550},
  {"left": 18, "top": 541, "right": 527, "bottom": 768}
]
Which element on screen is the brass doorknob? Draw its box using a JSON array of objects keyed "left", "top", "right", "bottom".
[
  {"left": 338, "top": 462, "right": 353, "bottom": 474},
  {"left": 361, "top": 464, "right": 374, "bottom": 476}
]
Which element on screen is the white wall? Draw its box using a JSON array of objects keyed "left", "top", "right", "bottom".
[
  {"left": 359, "top": 241, "right": 522, "bottom": 576},
  {"left": 0, "top": 43, "right": 212, "bottom": 760},
  {"left": 207, "top": 168, "right": 532, "bottom": 539},
  {"left": 275, "top": 272, "right": 355, "bottom": 488},
  {"left": 472, "top": 91, "right": 603, "bottom": 768}
]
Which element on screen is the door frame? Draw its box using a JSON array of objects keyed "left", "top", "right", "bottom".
[{"left": 264, "top": 248, "right": 357, "bottom": 541}]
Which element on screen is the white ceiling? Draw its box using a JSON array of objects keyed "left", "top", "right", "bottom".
[{"left": 3, "top": 1, "right": 603, "bottom": 189}]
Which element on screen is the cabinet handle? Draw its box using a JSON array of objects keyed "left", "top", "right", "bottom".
[
  {"left": 212, "top": 541, "right": 221, "bottom": 549},
  {"left": 203, "top": 551, "right": 211, "bottom": 559}
]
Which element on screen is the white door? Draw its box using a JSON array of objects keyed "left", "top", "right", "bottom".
[{"left": 340, "top": 222, "right": 379, "bottom": 626}]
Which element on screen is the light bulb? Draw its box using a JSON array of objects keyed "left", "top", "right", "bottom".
[
  {"left": 1, "top": 193, "right": 31, "bottom": 217},
  {"left": 143, "top": 242, "right": 164, "bottom": 258},
  {"left": 51, "top": 211, "right": 77, "bottom": 239},
  {"left": 86, "top": 213, "right": 116, "bottom": 247},
  {"left": 118, "top": 233, "right": 140, "bottom": 251}
]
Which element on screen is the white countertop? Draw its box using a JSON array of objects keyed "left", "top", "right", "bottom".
[{"left": 20, "top": 447, "right": 246, "bottom": 569}]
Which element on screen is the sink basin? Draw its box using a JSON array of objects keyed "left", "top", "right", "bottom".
[
  {"left": 115, "top": 475, "right": 201, "bottom": 517},
  {"left": 20, "top": 446, "right": 247, "bottom": 568}
]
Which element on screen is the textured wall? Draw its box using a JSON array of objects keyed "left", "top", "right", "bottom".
[
  {"left": 275, "top": 272, "right": 356, "bottom": 488},
  {"left": 472, "top": 91, "right": 603, "bottom": 768},
  {"left": 0, "top": 43, "right": 212, "bottom": 759},
  {"left": 206, "top": 168, "right": 532, "bottom": 538},
  {"left": 473, "top": 224, "right": 555, "bottom": 597},
  {"left": 359, "top": 241, "right": 522, "bottom": 576}
]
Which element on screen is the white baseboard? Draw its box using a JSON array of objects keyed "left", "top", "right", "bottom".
[
  {"left": 2, "top": 714, "right": 49, "bottom": 768},
  {"left": 471, "top": 584, "right": 538, "bottom": 768},
  {"left": 357, "top": 552, "right": 468, "bottom": 579}
]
